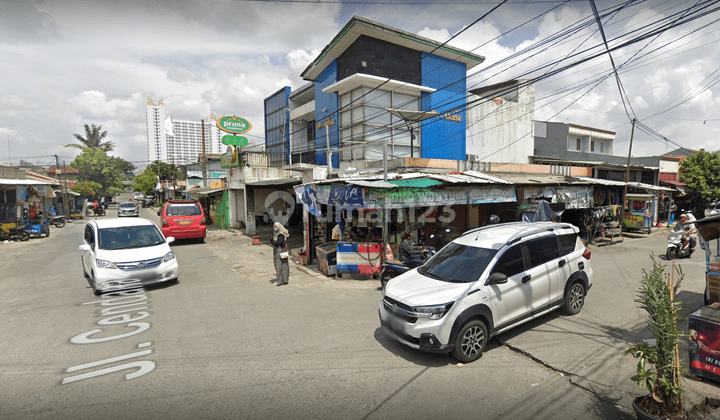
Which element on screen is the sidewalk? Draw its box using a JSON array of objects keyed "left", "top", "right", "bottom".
[{"left": 203, "top": 225, "right": 379, "bottom": 290}]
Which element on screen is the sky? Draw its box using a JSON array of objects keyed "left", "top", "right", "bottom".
[{"left": 1, "top": 0, "right": 719, "bottom": 171}]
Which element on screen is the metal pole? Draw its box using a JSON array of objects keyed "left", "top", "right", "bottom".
[
  {"left": 201, "top": 119, "right": 207, "bottom": 188},
  {"left": 325, "top": 123, "right": 331, "bottom": 174},
  {"left": 62, "top": 161, "right": 69, "bottom": 216},
  {"left": 410, "top": 124, "right": 414, "bottom": 158},
  {"left": 621, "top": 118, "right": 636, "bottom": 234}
]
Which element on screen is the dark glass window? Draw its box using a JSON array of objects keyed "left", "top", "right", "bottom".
[
  {"left": 491, "top": 245, "right": 525, "bottom": 278},
  {"left": 557, "top": 234, "right": 578, "bottom": 256},
  {"left": 526, "top": 237, "right": 561, "bottom": 268},
  {"left": 418, "top": 243, "right": 497, "bottom": 283}
]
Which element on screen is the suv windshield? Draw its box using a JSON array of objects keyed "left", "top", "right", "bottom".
[
  {"left": 167, "top": 203, "right": 202, "bottom": 216},
  {"left": 99, "top": 225, "right": 165, "bottom": 250},
  {"left": 418, "top": 242, "right": 497, "bottom": 283}
]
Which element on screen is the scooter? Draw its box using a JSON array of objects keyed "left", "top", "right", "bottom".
[
  {"left": 49, "top": 215, "right": 66, "bottom": 228},
  {"left": 0, "top": 225, "right": 30, "bottom": 241},
  {"left": 666, "top": 229, "right": 694, "bottom": 260},
  {"left": 380, "top": 246, "right": 436, "bottom": 288}
]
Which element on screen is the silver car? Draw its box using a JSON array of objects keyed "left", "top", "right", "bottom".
[{"left": 118, "top": 202, "right": 139, "bottom": 217}]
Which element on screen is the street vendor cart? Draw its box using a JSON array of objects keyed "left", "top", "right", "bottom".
[
  {"left": 688, "top": 215, "right": 720, "bottom": 382},
  {"left": 622, "top": 193, "right": 654, "bottom": 233}
]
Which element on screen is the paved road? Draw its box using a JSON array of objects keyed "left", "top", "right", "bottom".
[{"left": 1, "top": 204, "right": 717, "bottom": 420}]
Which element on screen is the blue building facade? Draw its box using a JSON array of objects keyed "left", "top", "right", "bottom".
[{"left": 264, "top": 17, "right": 484, "bottom": 168}]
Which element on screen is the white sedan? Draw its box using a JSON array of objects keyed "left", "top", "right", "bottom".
[{"left": 79, "top": 218, "right": 178, "bottom": 295}]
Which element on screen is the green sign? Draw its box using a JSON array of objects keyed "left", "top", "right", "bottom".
[
  {"left": 217, "top": 115, "right": 252, "bottom": 134},
  {"left": 222, "top": 135, "right": 248, "bottom": 147}
]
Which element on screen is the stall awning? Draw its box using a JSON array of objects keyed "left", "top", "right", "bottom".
[{"left": 188, "top": 187, "right": 225, "bottom": 197}]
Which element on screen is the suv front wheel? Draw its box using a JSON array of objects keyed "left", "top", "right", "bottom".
[
  {"left": 451, "top": 320, "right": 488, "bottom": 363},
  {"left": 563, "top": 282, "right": 585, "bottom": 315}
]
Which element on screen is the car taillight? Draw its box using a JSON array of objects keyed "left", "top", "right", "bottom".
[
  {"left": 583, "top": 248, "right": 591, "bottom": 260},
  {"left": 200, "top": 218, "right": 207, "bottom": 226},
  {"left": 161, "top": 218, "right": 168, "bottom": 227}
]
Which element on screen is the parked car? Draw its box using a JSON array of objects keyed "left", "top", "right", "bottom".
[
  {"left": 79, "top": 218, "right": 178, "bottom": 295},
  {"left": 142, "top": 196, "right": 156, "bottom": 208},
  {"left": 379, "top": 221, "right": 593, "bottom": 363},
  {"left": 160, "top": 200, "right": 207, "bottom": 242},
  {"left": 118, "top": 201, "right": 139, "bottom": 217}
]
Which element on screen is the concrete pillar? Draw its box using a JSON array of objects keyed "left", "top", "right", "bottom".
[{"left": 245, "top": 186, "right": 256, "bottom": 236}]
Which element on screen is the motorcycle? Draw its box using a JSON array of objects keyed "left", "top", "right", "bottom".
[
  {"left": 380, "top": 246, "right": 436, "bottom": 288},
  {"left": 666, "top": 228, "right": 694, "bottom": 260},
  {"left": 25, "top": 217, "right": 50, "bottom": 238},
  {"left": 49, "top": 215, "right": 66, "bottom": 228},
  {"left": 0, "top": 225, "right": 30, "bottom": 241}
]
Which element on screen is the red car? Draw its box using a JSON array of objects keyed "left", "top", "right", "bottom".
[{"left": 160, "top": 200, "right": 207, "bottom": 242}]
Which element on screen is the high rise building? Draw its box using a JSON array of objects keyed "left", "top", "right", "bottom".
[{"left": 146, "top": 98, "right": 224, "bottom": 165}]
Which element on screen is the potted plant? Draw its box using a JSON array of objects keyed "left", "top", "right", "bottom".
[{"left": 626, "top": 256, "right": 687, "bottom": 420}]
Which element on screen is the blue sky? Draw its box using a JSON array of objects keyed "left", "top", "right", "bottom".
[{"left": 1, "top": 0, "right": 718, "bottom": 169}]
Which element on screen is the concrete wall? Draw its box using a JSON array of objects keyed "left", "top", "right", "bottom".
[{"left": 467, "top": 83, "right": 535, "bottom": 163}]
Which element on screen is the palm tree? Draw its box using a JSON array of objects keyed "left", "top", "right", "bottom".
[{"left": 66, "top": 124, "right": 115, "bottom": 152}]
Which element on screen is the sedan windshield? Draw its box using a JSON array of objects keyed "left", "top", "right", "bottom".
[
  {"left": 120, "top": 203, "right": 137, "bottom": 209},
  {"left": 418, "top": 243, "right": 497, "bottom": 283},
  {"left": 99, "top": 225, "right": 165, "bottom": 250}
]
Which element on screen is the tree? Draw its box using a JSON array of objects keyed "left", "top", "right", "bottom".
[
  {"left": 678, "top": 150, "right": 720, "bottom": 215},
  {"left": 133, "top": 168, "right": 159, "bottom": 196},
  {"left": 66, "top": 123, "right": 115, "bottom": 152},
  {"left": 70, "top": 148, "right": 133, "bottom": 196},
  {"left": 71, "top": 181, "right": 103, "bottom": 199}
]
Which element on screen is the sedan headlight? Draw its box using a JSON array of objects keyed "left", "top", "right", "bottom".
[
  {"left": 96, "top": 259, "right": 118, "bottom": 269},
  {"left": 411, "top": 302, "right": 454, "bottom": 320},
  {"left": 163, "top": 251, "right": 176, "bottom": 262}
]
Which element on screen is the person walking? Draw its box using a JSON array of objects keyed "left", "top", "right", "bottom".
[{"left": 270, "top": 222, "right": 290, "bottom": 286}]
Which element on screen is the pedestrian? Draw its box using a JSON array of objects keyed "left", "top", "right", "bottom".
[{"left": 270, "top": 222, "right": 290, "bottom": 286}]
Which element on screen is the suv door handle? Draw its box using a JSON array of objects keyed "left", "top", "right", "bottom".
[
  {"left": 558, "top": 259, "right": 566, "bottom": 267},
  {"left": 522, "top": 275, "right": 531, "bottom": 284}
]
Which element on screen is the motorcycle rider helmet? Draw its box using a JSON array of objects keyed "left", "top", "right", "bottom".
[{"left": 489, "top": 215, "right": 500, "bottom": 224}]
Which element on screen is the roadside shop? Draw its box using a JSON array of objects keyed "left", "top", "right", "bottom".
[{"left": 293, "top": 171, "right": 516, "bottom": 276}]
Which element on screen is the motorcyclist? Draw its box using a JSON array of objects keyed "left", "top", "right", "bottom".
[
  {"left": 674, "top": 213, "right": 697, "bottom": 251},
  {"left": 399, "top": 232, "right": 427, "bottom": 266}
]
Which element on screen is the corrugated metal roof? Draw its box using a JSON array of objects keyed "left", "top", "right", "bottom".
[
  {"left": 572, "top": 176, "right": 627, "bottom": 186},
  {"left": 346, "top": 180, "right": 398, "bottom": 188},
  {"left": 0, "top": 178, "right": 55, "bottom": 186}
]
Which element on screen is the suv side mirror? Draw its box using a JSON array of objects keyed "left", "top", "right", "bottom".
[{"left": 487, "top": 272, "right": 508, "bottom": 285}]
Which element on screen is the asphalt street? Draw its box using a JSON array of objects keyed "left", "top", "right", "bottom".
[{"left": 1, "top": 202, "right": 718, "bottom": 420}]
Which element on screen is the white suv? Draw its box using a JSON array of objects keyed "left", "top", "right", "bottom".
[{"left": 379, "top": 221, "right": 593, "bottom": 363}]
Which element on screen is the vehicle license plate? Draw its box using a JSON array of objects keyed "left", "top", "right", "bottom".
[{"left": 178, "top": 220, "right": 192, "bottom": 226}]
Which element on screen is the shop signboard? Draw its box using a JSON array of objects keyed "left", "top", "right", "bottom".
[
  {"left": 221, "top": 145, "right": 238, "bottom": 168},
  {"left": 364, "top": 185, "right": 516, "bottom": 209},
  {"left": 328, "top": 185, "right": 363, "bottom": 207},
  {"left": 216, "top": 116, "right": 252, "bottom": 134},
  {"left": 222, "top": 135, "right": 248, "bottom": 147}
]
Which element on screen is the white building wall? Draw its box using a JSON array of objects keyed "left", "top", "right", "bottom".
[
  {"left": 146, "top": 105, "right": 167, "bottom": 163},
  {"left": 466, "top": 83, "right": 535, "bottom": 164},
  {"left": 165, "top": 120, "right": 224, "bottom": 165},
  {"left": 660, "top": 159, "right": 679, "bottom": 173}
]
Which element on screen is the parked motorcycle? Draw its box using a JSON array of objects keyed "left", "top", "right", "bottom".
[
  {"left": 380, "top": 246, "right": 436, "bottom": 288},
  {"left": 0, "top": 225, "right": 30, "bottom": 241},
  {"left": 25, "top": 217, "right": 50, "bottom": 238},
  {"left": 49, "top": 215, "right": 66, "bottom": 228},
  {"left": 666, "top": 229, "right": 694, "bottom": 260}
]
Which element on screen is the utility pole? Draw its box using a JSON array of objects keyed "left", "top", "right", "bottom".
[
  {"left": 172, "top": 154, "right": 176, "bottom": 199},
  {"left": 621, "top": 118, "right": 636, "bottom": 233},
  {"left": 61, "top": 161, "right": 70, "bottom": 217},
  {"left": 201, "top": 119, "right": 208, "bottom": 188}
]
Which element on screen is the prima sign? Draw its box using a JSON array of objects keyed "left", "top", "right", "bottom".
[{"left": 217, "top": 115, "right": 252, "bottom": 134}]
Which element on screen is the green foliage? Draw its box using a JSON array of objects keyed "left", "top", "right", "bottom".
[
  {"left": 71, "top": 181, "right": 103, "bottom": 199},
  {"left": 106, "top": 186, "right": 124, "bottom": 195},
  {"left": 69, "top": 148, "right": 133, "bottom": 196},
  {"left": 679, "top": 150, "right": 720, "bottom": 214},
  {"left": 66, "top": 123, "right": 115, "bottom": 152},
  {"left": 133, "top": 167, "right": 159, "bottom": 196},
  {"left": 625, "top": 256, "right": 685, "bottom": 414}
]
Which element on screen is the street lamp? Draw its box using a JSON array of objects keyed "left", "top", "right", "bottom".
[{"left": 386, "top": 108, "right": 439, "bottom": 158}]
